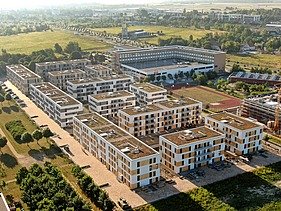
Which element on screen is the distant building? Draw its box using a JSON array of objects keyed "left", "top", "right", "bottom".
[
  {"left": 6, "top": 65, "right": 42, "bottom": 95},
  {"left": 84, "top": 65, "right": 112, "bottom": 77},
  {"left": 266, "top": 24, "right": 281, "bottom": 35},
  {"left": 211, "top": 13, "right": 261, "bottom": 23},
  {"left": 0, "top": 193, "right": 10, "bottom": 211}
]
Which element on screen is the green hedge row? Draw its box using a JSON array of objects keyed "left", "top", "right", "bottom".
[{"left": 5, "top": 120, "right": 26, "bottom": 141}]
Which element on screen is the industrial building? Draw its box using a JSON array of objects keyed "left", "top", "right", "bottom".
[
  {"left": 118, "top": 98, "right": 202, "bottom": 137},
  {"left": 88, "top": 90, "right": 136, "bottom": 118},
  {"left": 130, "top": 83, "right": 167, "bottom": 105},
  {"left": 48, "top": 69, "right": 86, "bottom": 91},
  {"left": 30, "top": 82, "right": 83, "bottom": 128},
  {"left": 6, "top": 64, "right": 42, "bottom": 95},
  {"left": 73, "top": 113, "right": 161, "bottom": 189},
  {"left": 112, "top": 45, "right": 226, "bottom": 80},
  {"left": 35, "top": 59, "right": 91, "bottom": 79},
  {"left": 228, "top": 71, "right": 281, "bottom": 86},
  {"left": 67, "top": 75, "right": 133, "bottom": 102},
  {"left": 205, "top": 112, "right": 263, "bottom": 155},
  {"left": 159, "top": 126, "right": 225, "bottom": 173}
]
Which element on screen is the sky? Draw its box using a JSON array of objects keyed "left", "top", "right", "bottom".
[{"left": 0, "top": 0, "right": 164, "bottom": 9}]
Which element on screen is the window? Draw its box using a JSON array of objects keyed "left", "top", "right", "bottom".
[{"left": 137, "top": 162, "right": 140, "bottom": 167}]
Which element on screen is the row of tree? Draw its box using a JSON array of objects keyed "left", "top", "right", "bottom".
[
  {"left": 16, "top": 163, "right": 91, "bottom": 210},
  {"left": 71, "top": 165, "right": 115, "bottom": 211},
  {"left": 0, "top": 23, "right": 49, "bottom": 36}
]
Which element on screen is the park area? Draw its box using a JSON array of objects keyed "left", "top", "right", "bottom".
[
  {"left": 172, "top": 86, "right": 241, "bottom": 112},
  {"left": 0, "top": 30, "right": 112, "bottom": 54}
]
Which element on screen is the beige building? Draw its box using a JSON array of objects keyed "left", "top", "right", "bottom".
[
  {"left": 205, "top": 112, "right": 263, "bottom": 155},
  {"left": 88, "top": 91, "right": 136, "bottom": 118},
  {"left": 6, "top": 64, "right": 42, "bottom": 95},
  {"left": 67, "top": 75, "right": 133, "bottom": 102},
  {"left": 84, "top": 64, "right": 112, "bottom": 77},
  {"left": 30, "top": 82, "right": 83, "bottom": 128},
  {"left": 48, "top": 69, "right": 86, "bottom": 91},
  {"left": 160, "top": 126, "right": 225, "bottom": 173},
  {"left": 73, "top": 113, "right": 161, "bottom": 189},
  {"left": 130, "top": 83, "right": 167, "bottom": 105},
  {"left": 118, "top": 98, "right": 202, "bottom": 137}
]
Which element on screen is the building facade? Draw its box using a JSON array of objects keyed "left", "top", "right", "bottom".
[
  {"left": 84, "top": 65, "right": 113, "bottom": 77},
  {"left": 73, "top": 113, "right": 161, "bottom": 189},
  {"left": 30, "top": 82, "right": 83, "bottom": 128},
  {"left": 48, "top": 69, "right": 86, "bottom": 90},
  {"left": 205, "top": 112, "right": 263, "bottom": 155},
  {"left": 130, "top": 83, "right": 167, "bottom": 105},
  {"left": 88, "top": 91, "right": 136, "bottom": 118},
  {"left": 6, "top": 65, "right": 42, "bottom": 95},
  {"left": 67, "top": 75, "right": 133, "bottom": 102},
  {"left": 159, "top": 126, "right": 225, "bottom": 173},
  {"left": 118, "top": 98, "right": 202, "bottom": 137}
]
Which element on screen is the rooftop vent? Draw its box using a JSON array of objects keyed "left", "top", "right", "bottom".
[
  {"left": 121, "top": 147, "right": 130, "bottom": 153},
  {"left": 100, "top": 133, "right": 108, "bottom": 137}
]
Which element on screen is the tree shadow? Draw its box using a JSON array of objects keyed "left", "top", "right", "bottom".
[
  {"left": 10, "top": 105, "right": 19, "bottom": 112},
  {"left": 0, "top": 153, "right": 18, "bottom": 168},
  {"left": 28, "top": 144, "right": 62, "bottom": 161},
  {"left": 28, "top": 149, "right": 44, "bottom": 161},
  {"left": 2, "top": 107, "right": 11, "bottom": 114}
]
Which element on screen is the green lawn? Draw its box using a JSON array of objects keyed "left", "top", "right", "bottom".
[
  {"left": 93, "top": 26, "right": 224, "bottom": 45},
  {"left": 135, "top": 162, "right": 281, "bottom": 211},
  {"left": 0, "top": 30, "right": 112, "bottom": 54},
  {"left": 227, "top": 54, "right": 281, "bottom": 71}
]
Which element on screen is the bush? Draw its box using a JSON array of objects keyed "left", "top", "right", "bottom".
[{"left": 5, "top": 120, "right": 26, "bottom": 141}]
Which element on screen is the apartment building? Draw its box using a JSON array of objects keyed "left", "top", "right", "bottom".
[
  {"left": 84, "top": 64, "right": 112, "bottom": 77},
  {"left": 212, "top": 13, "right": 261, "bottom": 23},
  {"left": 30, "top": 82, "right": 83, "bottom": 128},
  {"left": 67, "top": 75, "right": 133, "bottom": 102},
  {"left": 118, "top": 98, "right": 202, "bottom": 137},
  {"left": 266, "top": 24, "right": 281, "bottom": 35},
  {"left": 130, "top": 83, "right": 167, "bottom": 105},
  {"left": 35, "top": 59, "right": 91, "bottom": 79},
  {"left": 6, "top": 64, "right": 42, "bottom": 95},
  {"left": 73, "top": 113, "right": 161, "bottom": 189},
  {"left": 159, "top": 126, "right": 225, "bottom": 173},
  {"left": 205, "top": 112, "right": 263, "bottom": 155},
  {"left": 48, "top": 69, "right": 86, "bottom": 90},
  {"left": 112, "top": 45, "right": 226, "bottom": 74},
  {"left": 88, "top": 90, "right": 136, "bottom": 118}
]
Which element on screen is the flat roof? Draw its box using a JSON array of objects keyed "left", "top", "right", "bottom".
[
  {"left": 7, "top": 64, "right": 41, "bottom": 79},
  {"left": 157, "top": 98, "right": 200, "bottom": 108},
  {"left": 36, "top": 59, "right": 91, "bottom": 66},
  {"left": 131, "top": 83, "right": 167, "bottom": 93},
  {"left": 85, "top": 64, "right": 112, "bottom": 72},
  {"left": 70, "top": 74, "right": 131, "bottom": 84},
  {"left": 207, "top": 112, "right": 262, "bottom": 130},
  {"left": 75, "top": 113, "right": 157, "bottom": 159},
  {"left": 162, "top": 126, "right": 223, "bottom": 146},
  {"left": 31, "top": 82, "right": 81, "bottom": 107},
  {"left": 229, "top": 71, "right": 281, "bottom": 82},
  {"left": 90, "top": 90, "right": 135, "bottom": 101},
  {"left": 48, "top": 69, "right": 85, "bottom": 77},
  {"left": 121, "top": 104, "right": 162, "bottom": 115}
]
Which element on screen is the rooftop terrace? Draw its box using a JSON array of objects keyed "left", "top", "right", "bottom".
[
  {"left": 48, "top": 69, "right": 86, "bottom": 77},
  {"left": 208, "top": 112, "right": 262, "bottom": 130},
  {"left": 162, "top": 126, "right": 224, "bottom": 146},
  {"left": 120, "top": 104, "right": 162, "bottom": 116},
  {"left": 90, "top": 90, "right": 135, "bottom": 101},
  {"left": 70, "top": 74, "right": 131, "bottom": 84},
  {"left": 36, "top": 59, "right": 91, "bottom": 66},
  {"left": 7, "top": 64, "right": 41, "bottom": 79},
  {"left": 131, "top": 83, "right": 167, "bottom": 93},
  {"left": 75, "top": 113, "right": 157, "bottom": 159},
  {"left": 157, "top": 98, "right": 200, "bottom": 108}
]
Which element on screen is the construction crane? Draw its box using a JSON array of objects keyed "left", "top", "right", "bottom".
[{"left": 273, "top": 88, "right": 281, "bottom": 132}]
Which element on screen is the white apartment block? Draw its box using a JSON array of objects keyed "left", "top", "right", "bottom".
[
  {"left": 67, "top": 75, "right": 133, "bottom": 102},
  {"left": 118, "top": 98, "right": 202, "bottom": 137},
  {"left": 73, "top": 113, "right": 161, "bottom": 189},
  {"left": 88, "top": 90, "right": 136, "bottom": 118},
  {"left": 48, "top": 69, "right": 86, "bottom": 91},
  {"left": 130, "top": 83, "right": 167, "bottom": 105},
  {"left": 84, "top": 64, "right": 112, "bottom": 77},
  {"left": 205, "top": 112, "right": 264, "bottom": 156},
  {"left": 214, "top": 13, "right": 261, "bottom": 23},
  {"left": 160, "top": 126, "right": 225, "bottom": 173},
  {"left": 6, "top": 65, "right": 42, "bottom": 95},
  {"left": 35, "top": 59, "right": 91, "bottom": 79},
  {"left": 30, "top": 82, "right": 83, "bottom": 128}
]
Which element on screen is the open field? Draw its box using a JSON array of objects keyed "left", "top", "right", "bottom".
[
  {"left": 93, "top": 26, "right": 224, "bottom": 45},
  {"left": 0, "top": 30, "right": 112, "bottom": 54},
  {"left": 135, "top": 161, "right": 281, "bottom": 211},
  {"left": 172, "top": 86, "right": 241, "bottom": 112},
  {"left": 227, "top": 54, "right": 281, "bottom": 71}
]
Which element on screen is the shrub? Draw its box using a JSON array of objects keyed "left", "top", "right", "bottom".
[{"left": 5, "top": 120, "right": 26, "bottom": 141}]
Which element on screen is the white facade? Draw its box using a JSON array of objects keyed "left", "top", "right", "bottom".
[
  {"left": 84, "top": 65, "right": 112, "bottom": 77},
  {"left": 30, "top": 82, "right": 83, "bottom": 128}
]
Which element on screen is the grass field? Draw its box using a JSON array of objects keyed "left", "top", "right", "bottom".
[
  {"left": 227, "top": 54, "right": 281, "bottom": 71},
  {"left": 93, "top": 26, "right": 224, "bottom": 45},
  {"left": 135, "top": 161, "right": 281, "bottom": 211},
  {"left": 172, "top": 86, "right": 241, "bottom": 112},
  {"left": 0, "top": 30, "right": 112, "bottom": 54}
]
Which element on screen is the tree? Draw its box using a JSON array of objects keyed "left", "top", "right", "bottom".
[
  {"left": 0, "top": 180, "right": 6, "bottom": 190},
  {"left": 21, "top": 132, "right": 32, "bottom": 144},
  {"left": 32, "top": 130, "right": 43, "bottom": 143},
  {"left": 189, "top": 35, "right": 193, "bottom": 41},
  {"left": 0, "top": 137, "right": 7, "bottom": 153},
  {"left": 54, "top": 43, "right": 63, "bottom": 54},
  {"left": 0, "top": 94, "right": 4, "bottom": 105},
  {"left": 69, "top": 51, "right": 82, "bottom": 60},
  {"left": 156, "top": 76, "right": 161, "bottom": 81},
  {"left": 64, "top": 42, "right": 81, "bottom": 54},
  {"left": 42, "top": 128, "right": 53, "bottom": 138},
  {"left": 5, "top": 93, "right": 12, "bottom": 105},
  {"left": 161, "top": 75, "right": 167, "bottom": 81},
  {"left": 16, "top": 167, "right": 28, "bottom": 184}
]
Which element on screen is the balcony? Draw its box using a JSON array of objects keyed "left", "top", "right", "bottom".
[
  {"left": 194, "top": 145, "right": 213, "bottom": 151},
  {"left": 194, "top": 158, "right": 211, "bottom": 165}
]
